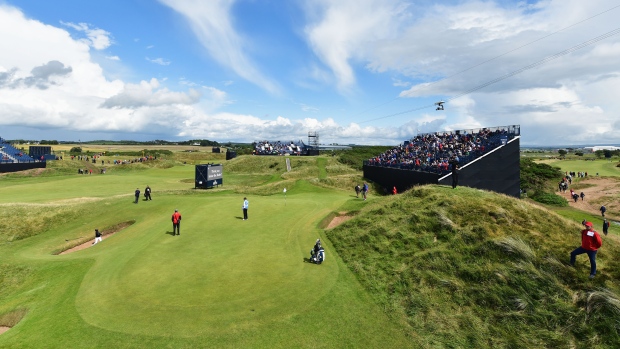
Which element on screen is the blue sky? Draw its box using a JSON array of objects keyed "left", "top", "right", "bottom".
[{"left": 0, "top": 0, "right": 619, "bottom": 145}]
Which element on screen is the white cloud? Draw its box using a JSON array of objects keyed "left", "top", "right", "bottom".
[
  {"left": 158, "top": 0, "right": 279, "bottom": 94},
  {"left": 146, "top": 57, "right": 171, "bottom": 66},
  {"left": 0, "top": 5, "right": 206, "bottom": 137},
  {"left": 302, "top": 0, "right": 407, "bottom": 92},
  {"left": 60, "top": 21, "right": 112, "bottom": 50},
  {"left": 106, "top": 55, "right": 120, "bottom": 61},
  {"left": 101, "top": 78, "right": 201, "bottom": 108},
  {"left": 300, "top": 103, "right": 319, "bottom": 112}
]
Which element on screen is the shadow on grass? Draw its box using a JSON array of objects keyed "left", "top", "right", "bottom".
[
  {"left": 165, "top": 231, "right": 176, "bottom": 236},
  {"left": 235, "top": 216, "right": 244, "bottom": 220},
  {"left": 303, "top": 257, "right": 323, "bottom": 264}
]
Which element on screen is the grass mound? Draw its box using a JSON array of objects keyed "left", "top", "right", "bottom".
[
  {"left": 327, "top": 185, "right": 620, "bottom": 348},
  {"left": 0, "top": 203, "right": 87, "bottom": 242}
]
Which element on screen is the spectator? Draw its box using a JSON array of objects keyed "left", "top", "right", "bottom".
[
  {"left": 450, "top": 156, "right": 459, "bottom": 189},
  {"left": 580, "top": 192, "right": 585, "bottom": 201},
  {"left": 355, "top": 185, "right": 361, "bottom": 198},
  {"left": 145, "top": 185, "right": 152, "bottom": 201},
  {"left": 600, "top": 205, "right": 606, "bottom": 217},
  {"left": 362, "top": 183, "right": 369, "bottom": 201},
  {"left": 134, "top": 188, "right": 140, "bottom": 204},
  {"left": 392, "top": 186, "right": 397, "bottom": 195},
  {"left": 569, "top": 221, "right": 602, "bottom": 279},
  {"left": 603, "top": 219, "right": 609, "bottom": 236}
]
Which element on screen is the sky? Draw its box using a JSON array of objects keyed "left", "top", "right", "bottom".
[{"left": 0, "top": 0, "right": 619, "bottom": 146}]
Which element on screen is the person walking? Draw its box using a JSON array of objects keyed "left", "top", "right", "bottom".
[
  {"left": 145, "top": 185, "right": 152, "bottom": 201},
  {"left": 134, "top": 188, "right": 140, "bottom": 204},
  {"left": 355, "top": 185, "right": 361, "bottom": 198},
  {"left": 171, "top": 209, "right": 182, "bottom": 235},
  {"left": 242, "top": 197, "right": 249, "bottom": 220},
  {"left": 362, "top": 183, "right": 369, "bottom": 201},
  {"left": 449, "top": 156, "right": 460, "bottom": 189},
  {"left": 603, "top": 219, "right": 610, "bottom": 236},
  {"left": 600, "top": 205, "right": 606, "bottom": 217},
  {"left": 580, "top": 192, "right": 585, "bottom": 201},
  {"left": 392, "top": 186, "right": 397, "bottom": 195},
  {"left": 570, "top": 221, "right": 603, "bottom": 279},
  {"left": 92, "top": 229, "right": 102, "bottom": 245}
]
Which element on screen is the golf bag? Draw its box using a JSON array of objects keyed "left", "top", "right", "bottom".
[{"left": 310, "top": 246, "right": 325, "bottom": 264}]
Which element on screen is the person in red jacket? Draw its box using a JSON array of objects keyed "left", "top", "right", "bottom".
[
  {"left": 570, "top": 221, "right": 602, "bottom": 279},
  {"left": 171, "top": 209, "right": 182, "bottom": 236}
]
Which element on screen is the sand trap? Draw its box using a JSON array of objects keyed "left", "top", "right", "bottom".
[
  {"left": 59, "top": 234, "right": 116, "bottom": 255},
  {"left": 327, "top": 212, "right": 354, "bottom": 229},
  {"left": 57, "top": 221, "right": 134, "bottom": 255},
  {"left": 0, "top": 326, "right": 10, "bottom": 335}
]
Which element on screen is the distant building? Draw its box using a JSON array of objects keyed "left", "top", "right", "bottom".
[{"left": 583, "top": 146, "right": 620, "bottom": 152}]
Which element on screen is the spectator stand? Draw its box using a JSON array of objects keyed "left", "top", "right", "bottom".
[
  {"left": 253, "top": 140, "right": 307, "bottom": 156},
  {"left": 0, "top": 137, "right": 37, "bottom": 163},
  {"left": 364, "top": 125, "right": 520, "bottom": 175}
]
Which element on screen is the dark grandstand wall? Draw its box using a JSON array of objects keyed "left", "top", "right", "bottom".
[
  {"left": 439, "top": 137, "right": 520, "bottom": 198},
  {"left": 363, "top": 137, "right": 520, "bottom": 197},
  {"left": 0, "top": 162, "right": 46, "bottom": 173},
  {"left": 363, "top": 166, "right": 439, "bottom": 193}
]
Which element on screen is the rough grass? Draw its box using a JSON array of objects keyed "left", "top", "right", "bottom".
[
  {"left": 0, "top": 203, "right": 87, "bottom": 242},
  {"left": 327, "top": 184, "right": 620, "bottom": 348}
]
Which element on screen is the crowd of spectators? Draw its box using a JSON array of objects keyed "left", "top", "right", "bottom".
[
  {"left": 253, "top": 140, "right": 306, "bottom": 155},
  {"left": 366, "top": 126, "right": 518, "bottom": 174}
]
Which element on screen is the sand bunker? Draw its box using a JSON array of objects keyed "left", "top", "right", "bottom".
[
  {"left": 57, "top": 221, "right": 134, "bottom": 255},
  {"left": 0, "top": 326, "right": 10, "bottom": 335},
  {"left": 327, "top": 212, "right": 354, "bottom": 229}
]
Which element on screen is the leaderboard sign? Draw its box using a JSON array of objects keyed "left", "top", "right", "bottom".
[{"left": 195, "top": 164, "right": 223, "bottom": 189}]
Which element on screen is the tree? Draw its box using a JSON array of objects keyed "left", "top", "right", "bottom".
[
  {"left": 575, "top": 152, "right": 584, "bottom": 156},
  {"left": 594, "top": 150, "right": 603, "bottom": 159},
  {"left": 558, "top": 149, "right": 567, "bottom": 157},
  {"left": 69, "top": 147, "right": 82, "bottom": 153},
  {"left": 604, "top": 149, "right": 612, "bottom": 158}
]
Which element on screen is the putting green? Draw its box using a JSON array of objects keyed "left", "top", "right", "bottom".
[{"left": 74, "top": 193, "right": 343, "bottom": 337}]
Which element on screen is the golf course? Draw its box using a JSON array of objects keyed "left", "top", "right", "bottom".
[{"left": 1, "top": 148, "right": 620, "bottom": 348}]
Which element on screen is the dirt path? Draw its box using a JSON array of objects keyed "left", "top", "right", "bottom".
[{"left": 558, "top": 177, "right": 620, "bottom": 221}]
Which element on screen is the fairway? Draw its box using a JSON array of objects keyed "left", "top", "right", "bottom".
[
  {"left": 538, "top": 158, "right": 620, "bottom": 177},
  {"left": 0, "top": 156, "right": 412, "bottom": 348}
]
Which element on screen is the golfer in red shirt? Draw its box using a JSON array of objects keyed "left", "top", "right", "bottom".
[{"left": 171, "top": 209, "right": 182, "bottom": 236}]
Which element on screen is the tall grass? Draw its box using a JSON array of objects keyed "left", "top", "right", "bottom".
[{"left": 327, "top": 185, "right": 620, "bottom": 348}]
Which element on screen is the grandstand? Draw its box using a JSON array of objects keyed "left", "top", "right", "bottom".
[
  {"left": 253, "top": 140, "right": 307, "bottom": 156},
  {"left": 0, "top": 137, "right": 46, "bottom": 173},
  {"left": 364, "top": 125, "right": 520, "bottom": 197},
  {"left": 0, "top": 137, "right": 37, "bottom": 163}
]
